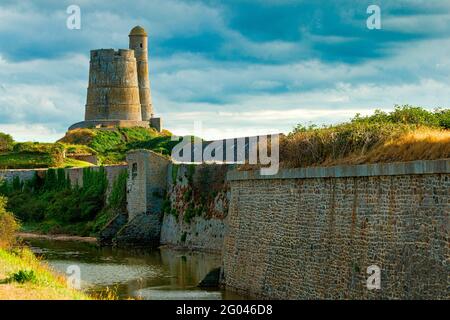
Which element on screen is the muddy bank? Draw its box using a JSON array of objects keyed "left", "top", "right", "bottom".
[{"left": 17, "top": 232, "right": 97, "bottom": 243}]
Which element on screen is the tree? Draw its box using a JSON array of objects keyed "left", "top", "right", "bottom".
[
  {"left": 0, "top": 133, "right": 14, "bottom": 152},
  {"left": 0, "top": 196, "right": 19, "bottom": 249}
]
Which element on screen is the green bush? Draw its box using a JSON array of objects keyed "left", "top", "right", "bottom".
[
  {"left": 0, "top": 196, "right": 19, "bottom": 249},
  {"left": 1, "top": 167, "right": 109, "bottom": 235},
  {"left": 350, "top": 105, "right": 447, "bottom": 128},
  {"left": 0, "top": 132, "right": 14, "bottom": 152},
  {"left": 436, "top": 108, "right": 450, "bottom": 129},
  {"left": 8, "top": 269, "right": 37, "bottom": 284},
  {"left": 3, "top": 142, "right": 65, "bottom": 168},
  {"left": 13, "top": 142, "right": 64, "bottom": 155},
  {"left": 108, "top": 171, "right": 127, "bottom": 211},
  {"left": 0, "top": 153, "right": 56, "bottom": 169},
  {"left": 89, "top": 130, "right": 123, "bottom": 154},
  {"left": 91, "top": 170, "right": 128, "bottom": 233}
]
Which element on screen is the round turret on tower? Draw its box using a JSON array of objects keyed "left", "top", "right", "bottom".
[{"left": 129, "top": 25, "right": 153, "bottom": 121}]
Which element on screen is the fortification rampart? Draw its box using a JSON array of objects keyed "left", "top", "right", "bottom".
[
  {"left": 222, "top": 159, "right": 449, "bottom": 299},
  {"left": 160, "top": 163, "right": 230, "bottom": 252}
]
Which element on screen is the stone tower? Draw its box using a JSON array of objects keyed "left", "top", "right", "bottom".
[
  {"left": 69, "top": 26, "right": 162, "bottom": 131},
  {"left": 129, "top": 26, "right": 153, "bottom": 121},
  {"left": 85, "top": 49, "right": 142, "bottom": 122}
]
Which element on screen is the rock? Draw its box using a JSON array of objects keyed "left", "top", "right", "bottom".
[{"left": 198, "top": 267, "right": 221, "bottom": 288}]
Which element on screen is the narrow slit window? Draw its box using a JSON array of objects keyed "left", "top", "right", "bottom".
[{"left": 132, "top": 163, "right": 138, "bottom": 179}]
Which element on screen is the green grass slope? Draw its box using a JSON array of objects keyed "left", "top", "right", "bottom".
[
  {"left": 0, "top": 127, "right": 174, "bottom": 169},
  {"left": 59, "top": 127, "right": 177, "bottom": 164}
]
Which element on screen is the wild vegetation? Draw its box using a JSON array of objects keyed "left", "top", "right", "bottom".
[
  {"left": 1, "top": 195, "right": 86, "bottom": 299},
  {"left": 278, "top": 106, "right": 450, "bottom": 168},
  {"left": 0, "top": 127, "right": 175, "bottom": 169},
  {"left": 0, "top": 196, "right": 19, "bottom": 249},
  {"left": 59, "top": 127, "right": 176, "bottom": 164},
  {"left": 0, "top": 133, "right": 14, "bottom": 152},
  {"left": 0, "top": 139, "right": 92, "bottom": 169},
  {"left": 0, "top": 167, "right": 127, "bottom": 236},
  {"left": 0, "top": 246, "right": 92, "bottom": 300},
  {"left": 163, "top": 164, "right": 229, "bottom": 224}
]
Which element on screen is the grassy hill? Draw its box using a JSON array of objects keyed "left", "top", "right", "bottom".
[
  {"left": 0, "top": 127, "right": 176, "bottom": 169},
  {"left": 0, "top": 141, "right": 93, "bottom": 169},
  {"left": 58, "top": 127, "right": 176, "bottom": 164}
]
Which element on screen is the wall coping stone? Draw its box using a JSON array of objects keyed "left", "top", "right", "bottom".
[{"left": 227, "top": 159, "right": 450, "bottom": 181}]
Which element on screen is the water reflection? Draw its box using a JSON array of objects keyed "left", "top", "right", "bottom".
[{"left": 26, "top": 239, "right": 245, "bottom": 300}]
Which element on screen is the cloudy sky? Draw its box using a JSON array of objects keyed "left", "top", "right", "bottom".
[{"left": 0, "top": 0, "right": 449, "bottom": 141}]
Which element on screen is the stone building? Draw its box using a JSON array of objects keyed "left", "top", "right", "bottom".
[{"left": 69, "top": 26, "right": 162, "bottom": 132}]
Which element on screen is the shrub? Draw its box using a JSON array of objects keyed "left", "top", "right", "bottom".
[
  {"left": 13, "top": 142, "right": 63, "bottom": 154},
  {"left": 436, "top": 108, "right": 450, "bottom": 129},
  {"left": 7, "top": 269, "right": 37, "bottom": 284},
  {"left": 351, "top": 105, "right": 447, "bottom": 128},
  {"left": 63, "top": 144, "right": 96, "bottom": 155},
  {"left": 0, "top": 132, "right": 14, "bottom": 152},
  {"left": 10, "top": 142, "right": 65, "bottom": 167},
  {"left": 0, "top": 196, "right": 19, "bottom": 249},
  {"left": 279, "top": 106, "right": 450, "bottom": 168},
  {"left": 108, "top": 170, "right": 127, "bottom": 211},
  {"left": 0, "top": 167, "right": 109, "bottom": 234},
  {"left": 89, "top": 130, "right": 123, "bottom": 154},
  {"left": 58, "top": 129, "right": 96, "bottom": 145}
]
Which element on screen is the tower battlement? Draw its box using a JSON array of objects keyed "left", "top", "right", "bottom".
[
  {"left": 69, "top": 26, "right": 162, "bottom": 132},
  {"left": 90, "top": 49, "right": 136, "bottom": 60}
]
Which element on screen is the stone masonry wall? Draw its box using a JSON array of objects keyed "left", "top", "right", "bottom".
[
  {"left": 222, "top": 160, "right": 449, "bottom": 299},
  {"left": 160, "top": 163, "right": 230, "bottom": 252},
  {"left": 161, "top": 210, "right": 227, "bottom": 252},
  {"left": 115, "top": 150, "right": 170, "bottom": 246}
]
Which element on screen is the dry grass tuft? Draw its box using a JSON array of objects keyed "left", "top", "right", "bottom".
[
  {"left": 362, "top": 128, "right": 450, "bottom": 164},
  {"left": 279, "top": 125, "right": 449, "bottom": 168},
  {"left": 58, "top": 129, "right": 96, "bottom": 145}
]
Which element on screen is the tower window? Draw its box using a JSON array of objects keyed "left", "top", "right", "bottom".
[{"left": 140, "top": 43, "right": 143, "bottom": 48}]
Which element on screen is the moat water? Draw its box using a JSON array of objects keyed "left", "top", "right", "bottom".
[{"left": 26, "top": 238, "right": 246, "bottom": 300}]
